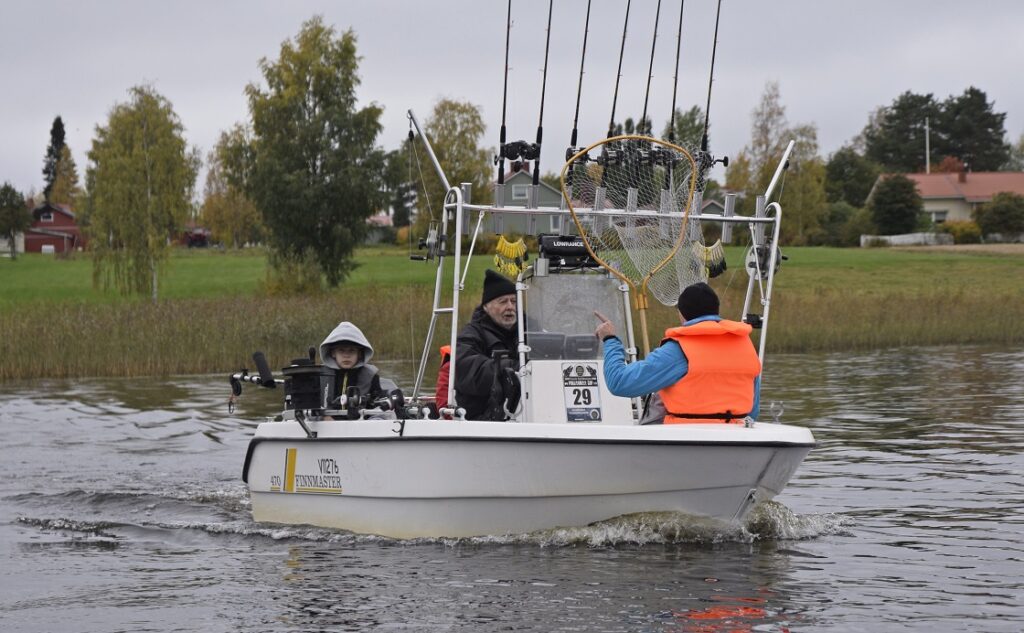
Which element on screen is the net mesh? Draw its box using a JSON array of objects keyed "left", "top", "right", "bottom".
[{"left": 561, "top": 135, "right": 711, "bottom": 306}]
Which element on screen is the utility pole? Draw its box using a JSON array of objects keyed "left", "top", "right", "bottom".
[{"left": 925, "top": 117, "right": 931, "bottom": 174}]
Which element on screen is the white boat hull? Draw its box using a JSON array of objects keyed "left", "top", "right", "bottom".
[{"left": 244, "top": 419, "right": 814, "bottom": 538}]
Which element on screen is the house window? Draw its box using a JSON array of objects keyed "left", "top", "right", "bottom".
[
  {"left": 550, "top": 214, "right": 563, "bottom": 233},
  {"left": 40, "top": 212, "right": 53, "bottom": 222},
  {"left": 929, "top": 210, "right": 948, "bottom": 224},
  {"left": 511, "top": 184, "right": 529, "bottom": 200}
]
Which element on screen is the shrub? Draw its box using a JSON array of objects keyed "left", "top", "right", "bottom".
[
  {"left": 395, "top": 225, "right": 411, "bottom": 246},
  {"left": 840, "top": 208, "right": 877, "bottom": 247},
  {"left": 974, "top": 192, "right": 1024, "bottom": 237},
  {"left": 938, "top": 220, "right": 982, "bottom": 244}
]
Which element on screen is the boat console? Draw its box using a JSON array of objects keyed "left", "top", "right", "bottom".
[{"left": 515, "top": 235, "right": 637, "bottom": 424}]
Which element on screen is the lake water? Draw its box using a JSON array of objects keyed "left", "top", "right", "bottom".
[{"left": 1, "top": 346, "right": 1021, "bottom": 632}]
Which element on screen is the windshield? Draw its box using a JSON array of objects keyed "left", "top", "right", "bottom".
[{"left": 522, "top": 271, "right": 628, "bottom": 361}]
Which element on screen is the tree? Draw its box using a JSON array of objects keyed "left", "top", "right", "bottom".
[
  {"left": 0, "top": 182, "right": 30, "bottom": 259},
  {"left": 863, "top": 88, "right": 1010, "bottom": 172},
  {"left": 42, "top": 116, "right": 66, "bottom": 199},
  {"left": 1003, "top": 133, "right": 1024, "bottom": 171},
  {"left": 820, "top": 201, "right": 856, "bottom": 246},
  {"left": 869, "top": 174, "right": 922, "bottom": 234},
  {"left": 973, "top": 192, "right": 1024, "bottom": 237},
  {"left": 825, "top": 146, "right": 881, "bottom": 207},
  {"left": 200, "top": 127, "right": 264, "bottom": 248},
  {"left": 862, "top": 91, "right": 940, "bottom": 172},
  {"left": 84, "top": 85, "right": 199, "bottom": 301},
  {"left": 661, "top": 105, "right": 705, "bottom": 149},
  {"left": 724, "top": 81, "right": 824, "bottom": 239},
  {"left": 49, "top": 144, "right": 81, "bottom": 207},
  {"left": 246, "top": 16, "right": 386, "bottom": 287},
  {"left": 938, "top": 87, "right": 1009, "bottom": 171},
  {"left": 383, "top": 148, "right": 415, "bottom": 228},
  {"left": 412, "top": 98, "right": 491, "bottom": 236},
  {"left": 777, "top": 124, "right": 827, "bottom": 245},
  {"left": 841, "top": 207, "right": 877, "bottom": 247}
]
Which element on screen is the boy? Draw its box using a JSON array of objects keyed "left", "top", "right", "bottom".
[{"left": 319, "top": 321, "right": 386, "bottom": 406}]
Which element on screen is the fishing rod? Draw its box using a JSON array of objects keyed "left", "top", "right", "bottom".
[
  {"left": 606, "top": 0, "right": 632, "bottom": 139},
  {"left": 668, "top": 0, "right": 685, "bottom": 145},
  {"left": 699, "top": 0, "right": 729, "bottom": 172},
  {"left": 567, "top": 0, "right": 592, "bottom": 157},
  {"left": 664, "top": 0, "right": 685, "bottom": 191},
  {"left": 639, "top": 0, "right": 663, "bottom": 137},
  {"left": 496, "top": 0, "right": 512, "bottom": 187},
  {"left": 596, "top": 0, "right": 632, "bottom": 186},
  {"left": 564, "top": 0, "right": 593, "bottom": 193},
  {"left": 532, "top": 0, "right": 555, "bottom": 188},
  {"left": 493, "top": 1, "right": 541, "bottom": 186}
]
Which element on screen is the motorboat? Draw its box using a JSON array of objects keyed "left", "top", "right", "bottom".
[
  {"left": 233, "top": 2, "right": 814, "bottom": 539},
  {"left": 233, "top": 131, "right": 814, "bottom": 538}
]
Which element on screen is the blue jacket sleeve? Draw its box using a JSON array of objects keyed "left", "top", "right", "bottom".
[
  {"left": 602, "top": 337, "right": 687, "bottom": 398},
  {"left": 750, "top": 374, "right": 760, "bottom": 419}
]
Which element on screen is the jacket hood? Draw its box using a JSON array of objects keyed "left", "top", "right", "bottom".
[{"left": 320, "top": 321, "right": 374, "bottom": 369}]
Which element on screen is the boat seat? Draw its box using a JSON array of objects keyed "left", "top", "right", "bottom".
[
  {"left": 526, "top": 332, "right": 565, "bottom": 360},
  {"left": 563, "top": 334, "right": 598, "bottom": 359}
]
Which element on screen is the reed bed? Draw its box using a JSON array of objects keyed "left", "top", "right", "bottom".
[
  {"left": 0, "top": 286, "right": 448, "bottom": 381},
  {"left": 3, "top": 282, "right": 1022, "bottom": 382}
]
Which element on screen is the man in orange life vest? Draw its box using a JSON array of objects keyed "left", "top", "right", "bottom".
[{"left": 595, "top": 282, "right": 761, "bottom": 424}]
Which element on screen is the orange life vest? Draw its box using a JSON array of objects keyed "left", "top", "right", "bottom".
[{"left": 658, "top": 319, "right": 761, "bottom": 424}]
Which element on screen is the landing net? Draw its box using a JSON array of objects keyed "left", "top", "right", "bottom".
[{"left": 560, "top": 135, "right": 709, "bottom": 351}]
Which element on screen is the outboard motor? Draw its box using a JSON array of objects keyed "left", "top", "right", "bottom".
[{"left": 282, "top": 358, "right": 336, "bottom": 414}]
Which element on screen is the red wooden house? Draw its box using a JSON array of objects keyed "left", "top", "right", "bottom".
[{"left": 24, "top": 202, "right": 85, "bottom": 253}]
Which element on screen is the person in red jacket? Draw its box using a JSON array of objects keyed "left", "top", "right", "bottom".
[
  {"left": 595, "top": 282, "right": 761, "bottom": 423},
  {"left": 435, "top": 345, "right": 451, "bottom": 411}
]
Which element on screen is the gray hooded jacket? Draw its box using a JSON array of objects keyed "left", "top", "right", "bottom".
[{"left": 319, "top": 321, "right": 382, "bottom": 401}]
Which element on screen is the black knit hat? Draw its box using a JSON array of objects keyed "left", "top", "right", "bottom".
[
  {"left": 677, "top": 282, "right": 720, "bottom": 320},
  {"left": 482, "top": 269, "right": 516, "bottom": 305}
]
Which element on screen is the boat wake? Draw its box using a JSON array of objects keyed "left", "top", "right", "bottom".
[{"left": 13, "top": 491, "right": 850, "bottom": 548}]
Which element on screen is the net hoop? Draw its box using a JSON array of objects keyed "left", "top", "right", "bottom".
[{"left": 558, "top": 134, "right": 699, "bottom": 300}]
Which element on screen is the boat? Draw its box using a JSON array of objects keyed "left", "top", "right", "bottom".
[{"left": 232, "top": 2, "right": 814, "bottom": 539}]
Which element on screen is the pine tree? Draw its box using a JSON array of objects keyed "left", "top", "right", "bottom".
[{"left": 42, "top": 116, "right": 66, "bottom": 199}]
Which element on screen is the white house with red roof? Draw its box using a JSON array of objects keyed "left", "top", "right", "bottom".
[{"left": 870, "top": 171, "right": 1024, "bottom": 224}]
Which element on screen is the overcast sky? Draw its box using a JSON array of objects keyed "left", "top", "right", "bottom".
[{"left": 3, "top": 0, "right": 1024, "bottom": 197}]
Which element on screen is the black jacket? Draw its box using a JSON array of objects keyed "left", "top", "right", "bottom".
[
  {"left": 334, "top": 365, "right": 384, "bottom": 405},
  {"left": 454, "top": 306, "right": 520, "bottom": 420}
]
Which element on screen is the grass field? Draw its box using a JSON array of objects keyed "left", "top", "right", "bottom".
[{"left": 1, "top": 245, "right": 1022, "bottom": 380}]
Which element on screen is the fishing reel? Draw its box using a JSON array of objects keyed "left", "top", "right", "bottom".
[
  {"left": 497, "top": 139, "right": 540, "bottom": 162},
  {"left": 597, "top": 146, "right": 623, "bottom": 167},
  {"left": 411, "top": 222, "right": 443, "bottom": 262},
  {"left": 744, "top": 243, "right": 787, "bottom": 281},
  {"left": 565, "top": 146, "right": 592, "bottom": 162}
]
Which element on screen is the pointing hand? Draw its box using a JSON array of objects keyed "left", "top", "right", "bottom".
[{"left": 593, "top": 311, "right": 617, "bottom": 340}]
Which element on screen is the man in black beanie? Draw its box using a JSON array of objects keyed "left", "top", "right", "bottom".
[
  {"left": 452, "top": 269, "right": 520, "bottom": 420},
  {"left": 595, "top": 282, "right": 761, "bottom": 424}
]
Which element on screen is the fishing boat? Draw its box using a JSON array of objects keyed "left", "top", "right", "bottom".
[{"left": 233, "top": 0, "right": 814, "bottom": 539}]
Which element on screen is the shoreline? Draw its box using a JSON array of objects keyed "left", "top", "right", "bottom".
[{"left": 2, "top": 246, "right": 1022, "bottom": 381}]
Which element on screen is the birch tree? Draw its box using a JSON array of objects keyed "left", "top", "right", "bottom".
[
  {"left": 84, "top": 85, "right": 198, "bottom": 301},
  {"left": 246, "top": 16, "right": 385, "bottom": 287},
  {"left": 200, "top": 126, "right": 263, "bottom": 248}
]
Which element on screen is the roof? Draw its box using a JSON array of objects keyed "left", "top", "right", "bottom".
[
  {"left": 885, "top": 172, "right": 1024, "bottom": 204},
  {"left": 32, "top": 201, "right": 76, "bottom": 220}
]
